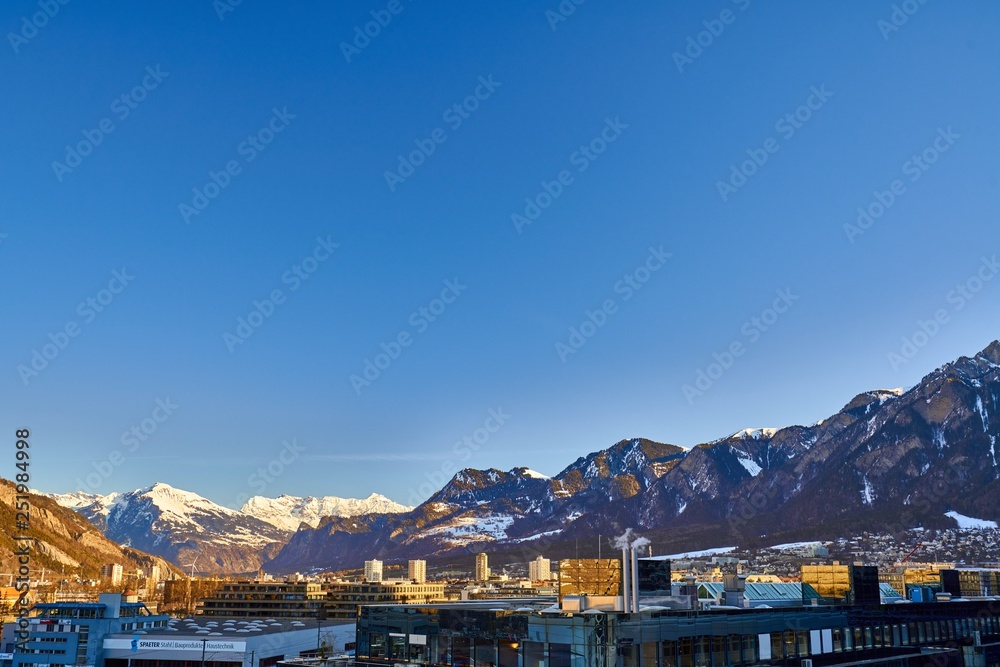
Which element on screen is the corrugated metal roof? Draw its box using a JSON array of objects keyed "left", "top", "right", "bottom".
[
  {"left": 698, "top": 582, "right": 821, "bottom": 601},
  {"left": 880, "top": 583, "right": 904, "bottom": 599}
]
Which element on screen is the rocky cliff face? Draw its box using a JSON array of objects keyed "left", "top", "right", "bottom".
[{"left": 0, "top": 479, "right": 178, "bottom": 579}]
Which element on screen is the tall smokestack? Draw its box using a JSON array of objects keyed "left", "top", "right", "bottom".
[
  {"left": 621, "top": 548, "right": 630, "bottom": 613},
  {"left": 630, "top": 548, "right": 639, "bottom": 613}
]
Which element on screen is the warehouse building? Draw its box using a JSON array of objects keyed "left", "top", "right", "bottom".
[{"left": 100, "top": 617, "right": 353, "bottom": 667}]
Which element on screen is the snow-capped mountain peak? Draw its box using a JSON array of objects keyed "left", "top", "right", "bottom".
[
  {"left": 239, "top": 492, "right": 413, "bottom": 531},
  {"left": 727, "top": 427, "right": 778, "bottom": 441}
]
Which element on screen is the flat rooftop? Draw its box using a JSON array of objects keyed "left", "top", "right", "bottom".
[{"left": 130, "top": 618, "right": 350, "bottom": 638}]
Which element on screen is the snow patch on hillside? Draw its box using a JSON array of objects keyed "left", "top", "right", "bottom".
[
  {"left": 976, "top": 395, "right": 990, "bottom": 432},
  {"left": 645, "top": 546, "right": 736, "bottom": 561},
  {"left": 731, "top": 448, "right": 762, "bottom": 477},
  {"left": 422, "top": 514, "right": 515, "bottom": 545},
  {"left": 945, "top": 511, "right": 997, "bottom": 529}
]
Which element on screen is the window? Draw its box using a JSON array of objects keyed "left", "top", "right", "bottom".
[
  {"left": 711, "top": 637, "right": 725, "bottom": 667},
  {"left": 678, "top": 637, "right": 693, "bottom": 667},
  {"left": 770, "top": 633, "right": 783, "bottom": 660},
  {"left": 741, "top": 635, "right": 756, "bottom": 664},
  {"left": 796, "top": 631, "right": 809, "bottom": 656},
  {"left": 782, "top": 630, "right": 796, "bottom": 658},
  {"left": 694, "top": 637, "right": 709, "bottom": 667},
  {"left": 641, "top": 641, "right": 658, "bottom": 667},
  {"left": 550, "top": 642, "right": 572, "bottom": 667},
  {"left": 661, "top": 640, "right": 677, "bottom": 667},
  {"left": 727, "top": 635, "right": 741, "bottom": 665},
  {"left": 523, "top": 641, "right": 544, "bottom": 667}
]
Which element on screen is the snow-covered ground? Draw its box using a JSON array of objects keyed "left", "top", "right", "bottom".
[
  {"left": 945, "top": 511, "right": 998, "bottom": 529},
  {"left": 509, "top": 529, "right": 563, "bottom": 542},
  {"left": 768, "top": 541, "right": 826, "bottom": 551},
  {"left": 646, "top": 546, "right": 737, "bottom": 561},
  {"left": 422, "top": 514, "right": 515, "bottom": 544}
]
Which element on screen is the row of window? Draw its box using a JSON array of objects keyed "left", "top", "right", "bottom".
[
  {"left": 629, "top": 614, "right": 1000, "bottom": 667},
  {"left": 359, "top": 613, "right": 1000, "bottom": 667}
]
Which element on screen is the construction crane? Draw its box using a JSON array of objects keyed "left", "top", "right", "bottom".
[{"left": 900, "top": 543, "right": 926, "bottom": 564}]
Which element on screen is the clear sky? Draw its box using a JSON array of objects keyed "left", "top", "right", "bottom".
[{"left": 3, "top": 1, "right": 999, "bottom": 509}]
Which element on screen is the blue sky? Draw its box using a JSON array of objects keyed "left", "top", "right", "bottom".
[{"left": 3, "top": 1, "right": 999, "bottom": 508}]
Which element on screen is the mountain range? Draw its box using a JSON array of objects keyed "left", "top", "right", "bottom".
[
  {"left": 266, "top": 339, "right": 1000, "bottom": 572},
  {"left": 14, "top": 339, "right": 1000, "bottom": 575},
  {"left": 46, "top": 485, "right": 411, "bottom": 573}
]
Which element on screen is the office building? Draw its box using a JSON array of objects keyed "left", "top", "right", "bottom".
[
  {"left": 558, "top": 558, "right": 621, "bottom": 602},
  {"left": 325, "top": 582, "right": 446, "bottom": 620},
  {"left": 408, "top": 560, "right": 427, "bottom": 584},
  {"left": 528, "top": 556, "right": 550, "bottom": 582},
  {"left": 99, "top": 564, "right": 123, "bottom": 587},
  {"left": 475, "top": 553, "right": 489, "bottom": 582},
  {"left": 800, "top": 564, "right": 851, "bottom": 599},
  {"left": 365, "top": 560, "right": 384, "bottom": 583},
  {"left": 200, "top": 581, "right": 326, "bottom": 618},
  {"left": 11, "top": 594, "right": 168, "bottom": 667},
  {"left": 356, "top": 595, "right": 1000, "bottom": 667}
]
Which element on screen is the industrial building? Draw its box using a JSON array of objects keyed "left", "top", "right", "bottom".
[
  {"left": 7, "top": 595, "right": 353, "bottom": 667},
  {"left": 100, "top": 617, "right": 353, "bottom": 667},
  {"left": 353, "top": 556, "right": 1000, "bottom": 667},
  {"left": 356, "top": 596, "right": 1000, "bottom": 667},
  {"left": 11, "top": 594, "right": 169, "bottom": 667}
]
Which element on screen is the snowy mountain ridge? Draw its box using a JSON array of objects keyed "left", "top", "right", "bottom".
[
  {"left": 239, "top": 493, "right": 413, "bottom": 531},
  {"left": 47, "top": 482, "right": 410, "bottom": 573}
]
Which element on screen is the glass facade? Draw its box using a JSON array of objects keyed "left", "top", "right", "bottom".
[{"left": 357, "top": 600, "right": 1000, "bottom": 667}]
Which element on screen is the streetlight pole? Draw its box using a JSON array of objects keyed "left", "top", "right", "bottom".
[
  {"left": 316, "top": 606, "right": 328, "bottom": 659},
  {"left": 201, "top": 637, "right": 207, "bottom": 667}
]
